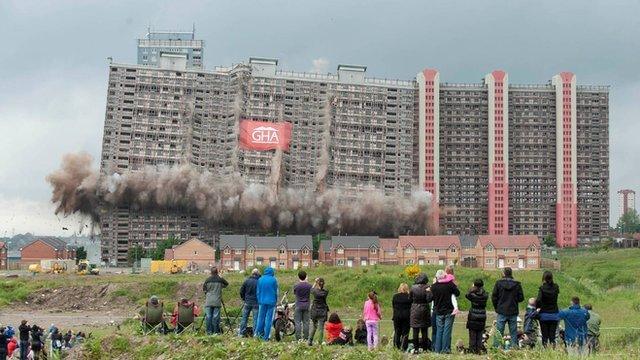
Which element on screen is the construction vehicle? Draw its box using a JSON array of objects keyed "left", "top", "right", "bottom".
[
  {"left": 28, "top": 264, "right": 42, "bottom": 274},
  {"left": 77, "top": 260, "right": 100, "bottom": 275},
  {"left": 51, "top": 262, "right": 67, "bottom": 274},
  {"left": 169, "top": 261, "right": 183, "bottom": 274}
]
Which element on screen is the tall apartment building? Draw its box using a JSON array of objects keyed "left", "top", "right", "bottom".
[
  {"left": 137, "top": 27, "right": 203, "bottom": 69},
  {"left": 99, "top": 33, "right": 609, "bottom": 264},
  {"left": 617, "top": 189, "right": 636, "bottom": 219}
]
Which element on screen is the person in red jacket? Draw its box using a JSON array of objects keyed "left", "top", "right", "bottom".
[
  {"left": 324, "top": 312, "right": 344, "bottom": 344},
  {"left": 7, "top": 337, "right": 17, "bottom": 358}
]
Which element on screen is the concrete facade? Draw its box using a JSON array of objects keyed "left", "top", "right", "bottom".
[{"left": 99, "top": 33, "right": 609, "bottom": 264}]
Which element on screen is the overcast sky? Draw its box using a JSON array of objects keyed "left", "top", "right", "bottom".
[{"left": 0, "top": 0, "right": 638, "bottom": 237}]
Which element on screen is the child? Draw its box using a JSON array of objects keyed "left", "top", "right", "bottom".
[
  {"left": 354, "top": 319, "right": 367, "bottom": 345},
  {"left": 522, "top": 298, "right": 540, "bottom": 348},
  {"left": 438, "top": 265, "right": 459, "bottom": 315},
  {"left": 325, "top": 312, "right": 344, "bottom": 344},
  {"left": 331, "top": 326, "right": 353, "bottom": 346},
  {"left": 362, "top": 291, "right": 382, "bottom": 350}
]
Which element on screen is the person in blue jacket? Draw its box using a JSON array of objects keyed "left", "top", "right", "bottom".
[
  {"left": 238, "top": 268, "right": 261, "bottom": 337},
  {"left": 559, "top": 296, "right": 590, "bottom": 355},
  {"left": 255, "top": 266, "right": 279, "bottom": 340}
]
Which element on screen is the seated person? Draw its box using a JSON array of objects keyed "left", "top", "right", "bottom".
[
  {"left": 354, "top": 319, "right": 367, "bottom": 345},
  {"left": 139, "top": 295, "right": 169, "bottom": 333},
  {"left": 171, "top": 298, "right": 200, "bottom": 333},
  {"left": 325, "top": 312, "right": 344, "bottom": 344}
]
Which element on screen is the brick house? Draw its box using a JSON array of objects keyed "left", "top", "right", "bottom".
[
  {"left": 20, "top": 237, "right": 76, "bottom": 265},
  {"left": 219, "top": 235, "right": 312, "bottom": 271},
  {"left": 474, "top": 235, "right": 541, "bottom": 270},
  {"left": 397, "top": 235, "right": 461, "bottom": 266},
  {"left": 0, "top": 242, "right": 7, "bottom": 270},
  {"left": 379, "top": 238, "right": 399, "bottom": 265},
  {"left": 163, "top": 238, "right": 215, "bottom": 270},
  {"left": 318, "top": 240, "right": 332, "bottom": 265},
  {"left": 326, "top": 236, "right": 380, "bottom": 267}
]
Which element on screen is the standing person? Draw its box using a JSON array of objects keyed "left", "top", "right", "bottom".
[
  {"left": 308, "top": 278, "right": 329, "bottom": 346},
  {"left": 255, "top": 266, "right": 279, "bottom": 341},
  {"left": 293, "top": 270, "right": 312, "bottom": 341},
  {"left": 362, "top": 291, "right": 382, "bottom": 350},
  {"left": 491, "top": 267, "right": 524, "bottom": 350},
  {"left": 409, "top": 274, "right": 433, "bottom": 353},
  {"left": 29, "top": 325, "right": 44, "bottom": 360},
  {"left": 535, "top": 271, "right": 560, "bottom": 348},
  {"left": 392, "top": 283, "right": 412, "bottom": 351},
  {"left": 18, "top": 320, "right": 31, "bottom": 360},
  {"left": 559, "top": 297, "right": 590, "bottom": 356},
  {"left": 50, "top": 328, "right": 63, "bottom": 360},
  {"left": 584, "top": 304, "right": 601, "bottom": 354},
  {"left": 0, "top": 327, "right": 8, "bottom": 360},
  {"left": 238, "top": 268, "right": 261, "bottom": 337},
  {"left": 431, "top": 270, "right": 460, "bottom": 353},
  {"left": 465, "top": 279, "right": 488, "bottom": 354},
  {"left": 202, "top": 267, "right": 229, "bottom": 335}
]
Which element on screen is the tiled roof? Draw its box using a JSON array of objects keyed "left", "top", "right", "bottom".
[
  {"left": 219, "top": 235, "right": 246, "bottom": 249},
  {"left": 320, "top": 240, "right": 331, "bottom": 252},
  {"left": 477, "top": 235, "right": 540, "bottom": 248},
  {"left": 460, "top": 235, "right": 479, "bottom": 248},
  {"left": 398, "top": 235, "right": 461, "bottom": 249},
  {"left": 246, "top": 236, "right": 287, "bottom": 250},
  {"left": 285, "top": 235, "right": 312, "bottom": 250},
  {"left": 331, "top": 236, "right": 379, "bottom": 249},
  {"left": 173, "top": 238, "right": 215, "bottom": 251},
  {"left": 25, "top": 237, "right": 73, "bottom": 251},
  {"left": 379, "top": 238, "right": 398, "bottom": 251}
]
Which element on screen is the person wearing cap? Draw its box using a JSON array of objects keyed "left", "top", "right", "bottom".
[{"left": 238, "top": 268, "right": 261, "bottom": 337}]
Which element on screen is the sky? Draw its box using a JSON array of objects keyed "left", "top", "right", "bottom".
[{"left": 0, "top": 0, "right": 638, "bottom": 237}]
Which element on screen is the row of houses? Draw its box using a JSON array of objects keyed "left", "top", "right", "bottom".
[
  {"left": 319, "top": 235, "right": 541, "bottom": 270},
  {"left": 0, "top": 237, "right": 77, "bottom": 270}
]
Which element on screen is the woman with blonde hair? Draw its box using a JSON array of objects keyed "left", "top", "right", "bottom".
[{"left": 392, "top": 283, "right": 412, "bottom": 350}]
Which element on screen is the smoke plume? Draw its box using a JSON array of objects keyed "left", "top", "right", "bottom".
[{"left": 47, "top": 153, "right": 433, "bottom": 236}]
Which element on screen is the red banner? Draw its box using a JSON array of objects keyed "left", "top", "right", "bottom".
[{"left": 239, "top": 120, "right": 293, "bottom": 152}]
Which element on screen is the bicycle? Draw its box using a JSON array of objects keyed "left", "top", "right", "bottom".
[{"left": 273, "top": 291, "right": 296, "bottom": 341}]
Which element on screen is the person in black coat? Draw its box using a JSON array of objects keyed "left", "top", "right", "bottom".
[
  {"left": 536, "top": 271, "right": 560, "bottom": 348},
  {"left": 392, "top": 283, "right": 412, "bottom": 351},
  {"left": 409, "top": 273, "right": 434, "bottom": 352},
  {"left": 491, "top": 267, "right": 524, "bottom": 350},
  {"left": 465, "top": 279, "right": 489, "bottom": 354},
  {"left": 0, "top": 327, "right": 8, "bottom": 360}
]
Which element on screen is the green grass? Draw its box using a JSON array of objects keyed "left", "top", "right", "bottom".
[{"left": 3, "top": 249, "right": 640, "bottom": 358}]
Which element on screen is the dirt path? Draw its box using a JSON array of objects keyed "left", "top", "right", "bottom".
[{"left": 0, "top": 310, "right": 129, "bottom": 329}]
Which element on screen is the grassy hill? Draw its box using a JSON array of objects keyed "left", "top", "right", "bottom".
[{"left": 2, "top": 248, "right": 640, "bottom": 358}]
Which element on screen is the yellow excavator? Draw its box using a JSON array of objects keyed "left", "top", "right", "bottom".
[{"left": 77, "top": 260, "right": 100, "bottom": 275}]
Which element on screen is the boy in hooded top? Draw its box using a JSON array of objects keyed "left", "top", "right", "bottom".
[{"left": 255, "top": 266, "right": 279, "bottom": 341}]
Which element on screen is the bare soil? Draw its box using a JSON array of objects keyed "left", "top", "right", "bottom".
[{"left": 15, "top": 284, "right": 132, "bottom": 312}]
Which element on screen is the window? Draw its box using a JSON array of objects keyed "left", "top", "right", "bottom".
[
  {"left": 247, "top": 261, "right": 254, "bottom": 267},
  {"left": 224, "top": 260, "right": 231, "bottom": 266},
  {"left": 486, "top": 258, "right": 495, "bottom": 264},
  {"left": 370, "top": 247, "right": 377, "bottom": 254},
  {"left": 514, "top": 248, "right": 520, "bottom": 253},
  {"left": 529, "top": 246, "right": 536, "bottom": 252},
  {"left": 224, "top": 248, "right": 231, "bottom": 255},
  {"left": 256, "top": 260, "right": 263, "bottom": 265},
  {"left": 302, "top": 249, "right": 309, "bottom": 255},
  {"left": 234, "top": 249, "right": 242, "bottom": 254},
  {"left": 279, "top": 261, "right": 286, "bottom": 268},
  {"left": 486, "top": 245, "right": 494, "bottom": 252},
  {"left": 404, "top": 247, "right": 414, "bottom": 254},
  {"left": 438, "top": 259, "right": 445, "bottom": 266},
  {"left": 405, "top": 259, "right": 414, "bottom": 265},
  {"left": 336, "top": 247, "right": 344, "bottom": 254},
  {"left": 336, "top": 259, "right": 345, "bottom": 266},
  {"left": 279, "top": 247, "right": 286, "bottom": 255},
  {"left": 302, "top": 261, "right": 309, "bottom": 267},
  {"left": 528, "top": 258, "right": 537, "bottom": 265},
  {"left": 247, "top": 247, "right": 255, "bottom": 254},
  {"left": 434, "top": 249, "right": 440, "bottom": 253},
  {"left": 421, "top": 249, "right": 429, "bottom": 254},
  {"left": 451, "top": 248, "right": 457, "bottom": 253},
  {"left": 291, "top": 250, "right": 299, "bottom": 255},
  {"left": 418, "top": 259, "right": 425, "bottom": 266},
  {"left": 503, "top": 249, "right": 509, "bottom": 254},
  {"left": 369, "top": 260, "right": 377, "bottom": 265},
  {"left": 361, "top": 260, "right": 367, "bottom": 266}
]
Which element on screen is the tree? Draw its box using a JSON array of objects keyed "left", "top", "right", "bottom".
[
  {"left": 148, "top": 235, "right": 181, "bottom": 260},
  {"left": 127, "top": 245, "right": 145, "bottom": 266},
  {"left": 75, "top": 246, "right": 87, "bottom": 261},
  {"left": 543, "top": 235, "right": 556, "bottom": 248},
  {"left": 616, "top": 209, "right": 640, "bottom": 234}
]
